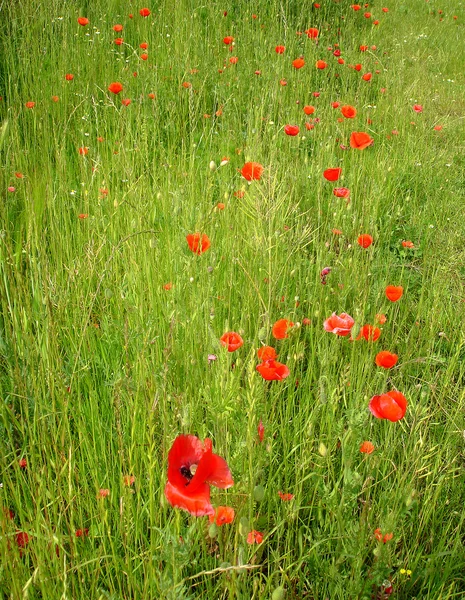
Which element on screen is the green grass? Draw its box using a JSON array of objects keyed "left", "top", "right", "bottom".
[{"left": 1, "top": 0, "right": 465, "bottom": 598}]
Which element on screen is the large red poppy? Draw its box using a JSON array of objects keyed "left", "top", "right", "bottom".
[
  {"left": 350, "top": 131, "right": 373, "bottom": 150},
  {"left": 369, "top": 391, "right": 407, "bottom": 422},
  {"left": 272, "top": 318, "right": 294, "bottom": 339},
  {"left": 385, "top": 285, "right": 403, "bottom": 302},
  {"left": 323, "top": 168, "right": 342, "bottom": 182},
  {"left": 256, "top": 359, "right": 290, "bottom": 381},
  {"left": 241, "top": 162, "right": 264, "bottom": 181},
  {"left": 165, "top": 435, "right": 233, "bottom": 517},
  {"left": 186, "top": 233, "right": 210, "bottom": 254},
  {"left": 375, "top": 351, "right": 398, "bottom": 368}
]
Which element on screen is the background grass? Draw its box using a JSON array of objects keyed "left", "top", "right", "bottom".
[{"left": 1, "top": 0, "right": 465, "bottom": 598}]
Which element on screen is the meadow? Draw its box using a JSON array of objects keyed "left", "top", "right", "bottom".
[{"left": 1, "top": 0, "right": 465, "bottom": 598}]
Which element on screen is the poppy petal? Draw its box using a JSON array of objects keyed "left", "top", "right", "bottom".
[{"left": 164, "top": 481, "right": 214, "bottom": 516}]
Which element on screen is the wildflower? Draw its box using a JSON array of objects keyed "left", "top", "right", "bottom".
[
  {"left": 341, "top": 105, "right": 357, "bottom": 118},
  {"left": 78, "top": 147, "right": 89, "bottom": 156},
  {"left": 303, "top": 105, "right": 315, "bottom": 115},
  {"left": 164, "top": 435, "right": 233, "bottom": 517},
  {"left": 275, "top": 45, "right": 285, "bottom": 54},
  {"left": 284, "top": 125, "right": 299, "bottom": 136},
  {"left": 77, "top": 17, "right": 89, "bottom": 26},
  {"left": 113, "top": 24, "right": 123, "bottom": 32},
  {"left": 19, "top": 458, "right": 27, "bottom": 469},
  {"left": 208, "top": 506, "right": 235, "bottom": 525},
  {"left": 402, "top": 240, "right": 414, "bottom": 248},
  {"left": 323, "top": 168, "right": 342, "bottom": 181},
  {"left": 123, "top": 475, "right": 136, "bottom": 486},
  {"left": 25, "top": 102, "right": 35, "bottom": 108},
  {"left": 375, "top": 351, "right": 398, "bottom": 368},
  {"left": 258, "top": 420, "right": 265, "bottom": 442},
  {"left": 223, "top": 36, "right": 234, "bottom": 45},
  {"left": 139, "top": 8, "right": 151, "bottom": 17},
  {"left": 108, "top": 82, "right": 123, "bottom": 94},
  {"left": 376, "top": 313, "right": 387, "bottom": 324},
  {"left": 220, "top": 332, "right": 244, "bottom": 352},
  {"left": 257, "top": 346, "right": 277, "bottom": 361},
  {"left": 316, "top": 60, "right": 327, "bottom": 69},
  {"left": 186, "top": 233, "right": 210, "bottom": 254},
  {"left": 121, "top": 98, "right": 131, "bottom": 106},
  {"left": 369, "top": 391, "right": 407, "bottom": 421},
  {"left": 323, "top": 312, "right": 355, "bottom": 336},
  {"left": 272, "top": 319, "right": 294, "bottom": 339},
  {"left": 333, "top": 187, "right": 350, "bottom": 198},
  {"left": 357, "top": 324, "right": 381, "bottom": 342},
  {"left": 357, "top": 234, "right": 373, "bottom": 248},
  {"left": 278, "top": 491, "right": 294, "bottom": 501},
  {"left": 413, "top": 104, "right": 423, "bottom": 113},
  {"left": 247, "top": 530, "right": 264, "bottom": 544},
  {"left": 292, "top": 58, "right": 305, "bottom": 69},
  {"left": 241, "top": 162, "right": 264, "bottom": 181},
  {"left": 350, "top": 131, "right": 374, "bottom": 149},
  {"left": 359, "top": 441, "right": 375, "bottom": 454},
  {"left": 385, "top": 285, "right": 403, "bottom": 302},
  {"left": 256, "top": 359, "right": 290, "bottom": 381},
  {"left": 75, "top": 528, "right": 89, "bottom": 537},
  {"left": 65, "top": 74, "right": 74, "bottom": 81},
  {"left": 306, "top": 27, "right": 319, "bottom": 38}
]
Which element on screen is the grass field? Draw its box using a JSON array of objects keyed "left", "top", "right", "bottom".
[{"left": 1, "top": 0, "right": 465, "bottom": 598}]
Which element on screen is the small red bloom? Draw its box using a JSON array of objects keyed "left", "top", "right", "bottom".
[
  {"left": 25, "top": 101, "right": 35, "bottom": 108},
  {"left": 209, "top": 506, "right": 235, "bottom": 525},
  {"left": 97, "top": 489, "right": 110, "bottom": 498},
  {"left": 220, "top": 332, "right": 244, "bottom": 352},
  {"left": 75, "top": 528, "right": 89, "bottom": 537},
  {"left": 341, "top": 105, "right": 357, "bottom": 118},
  {"left": 303, "top": 105, "right": 315, "bottom": 115},
  {"left": 108, "top": 82, "right": 123, "bottom": 94},
  {"left": 121, "top": 98, "right": 131, "bottom": 106},
  {"left": 292, "top": 58, "right": 305, "bottom": 69},
  {"left": 316, "top": 60, "right": 327, "bottom": 69},
  {"left": 375, "top": 351, "right": 398, "bottom": 368},
  {"left": 333, "top": 187, "right": 350, "bottom": 199},
  {"left": 350, "top": 131, "right": 374, "bottom": 149},
  {"left": 78, "top": 147, "right": 89, "bottom": 156},
  {"left": 284, "top": 124, "right": 299, "bottom": 136},
  {"left": 275, "top": 45, "right": 285, "bottom": 54},
  {"left": 258, "top": 420, "right": 265, "bottom": 442},
  {"left": 357, "top": 234, "right": 373, "bottom": 248},
  {"left": 413, "top": 104, "right": 423, "bottom": 113},
  {"left": 223, "top": 36, "right": 234, "bottom": 45},
  {"left": 78, "top": 17, "right": 89, "bottom": 26},
  {"left": 402, "top": 240, "right": 414, "bottom": 248},
  {"left": 323, "top": 168, "right": 342, "bottom": 182},
  {"left": 306, "top": 27, "right": 319, "bottom": 38},
  {"left": 357, "top": 324, "right": 381, "bottom": 342},
  {"left": 241, "top": 162, "right": 264, "bottom": 181},
  {"left": 360, "top": 441, "right": 375, "bottom": 454},
  {"left": 257, "top": 346, "right": 277, "bottom": 361},
  {"left": 19, "top": 458, "right": 27, "bottom": 469},
  {"left": 247, "top": 530, "right": 264, "bottom": 544},
  {"left": 362, "top": 72, "right": 372, "bottom": 81},
  {"left": 369, "top": 391, "right": 407, "bottom": 422},
  {"left": 385, "top": 285, "right": 403, "bottom": 302},
  {"left": 186, "top": 233, "right": 210, "bottom": 254},
  {"left": 123, "top": 475, "right": 136, "bottom": 486},
  {"left": 323, "top": 312, "right": 354, "bottom": 336},
  {"left": 113, "top": 24, "right": 123, "bottom": 32},
  {"left": 114, "top": 37, "right": 124, "bottom": 45},
  {"left": 256, "top": 359, "right": 290, "bottom": 381},
  {"left": 272, "top": 319, "right": 294, "bottom": 339},
  {"left": 139, "top": 8, "right": 151, "bottom": 17},
  {"left": 16, "top": 531, "right": 30, "bottom": 549},
  {"left": 278, "top": 491, "right": 294, "bottom": 501}
]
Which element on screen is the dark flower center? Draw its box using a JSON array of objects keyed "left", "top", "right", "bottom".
[{"left": 180, "top": 464, "right": 197, "bottom": 484}]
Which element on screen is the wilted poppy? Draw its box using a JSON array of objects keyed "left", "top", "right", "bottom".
[
  {"left": 316, "top": 60, "right": 327, "bottom": 69},
  {"left": 108, "top": 82, "right": 123, "bottom": 94},
  {"left": 333, "top": 187, "right": 350, "bottom": 198},
  {"left": 272, "top": 318, "right": 294, "bottom": 339},
  {"left": 357, "top": 324, "right": 381, "bottom": 342},
  {"left": 186, "top": 233, "right": 211, "bottom": 254},
  {"left": 164, "top": 435, "right": 234, "bottom": 517},
  {"left": 220, "top": 332, "right": 244, "bottom": 352},
  {"left": 323, "top": 168, "right": 342, "bottom": 181},
  {"left": 357, "top": 234, "right": 373, "bottom": 248},
  {"left": 341, "top": 105, "right": 357, "bottom": 118},
  {"left": 139, "top": 8, "right": 151, "bottom": 17},
  {"left": 77, "top": 17, "right": 89, "bottom": 26},
  {"left": 256, "top": 359, "right": 290, "bottom": 381},
  {"left": 323, "top": 312, "right": 354, "bottom": 336},
  {"left": 385, "top": 285, "right": 403, "bottom": 302},
  {"left": 350, "top": 131, "right": 373, "bottom": 149},
  {"left": 369, "top": 390, "right": 407, "bottom": 421},
  {"left": 375, "top": 351, "right": 398, "bottom": 368},
  {"left": 257, "top": 346, "right": 277, "bottom": 360},
  {"left": 360, "top": 441, "right": 375, "bottom": 454},
  {"left": 292, "top": 58, "right": 305, "bottom": 69},
  {"left": 306, "top": 27, "right": 319, "bottom": 38},
  {"left": 284, "top": 125, "right": 299, "bottom": 136},
  {"left": 275, "top": 45, "right": 285, "bottom": 54},
  {"left": 209, "top": 506, "right": 235, "bottom": 525},
  {"left": 241, "top": 162, "right": 264, "bottom": 181},
  {"left": 247, "top": 530, "right": 263, "bottom": 544}
]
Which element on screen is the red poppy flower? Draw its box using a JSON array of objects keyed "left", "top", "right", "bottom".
[
  {"left": 209, "top": 506, "right": 235, "bottom": 525},
  {"left": 402, "top": 240, "right": 414, "bottom": 248},
  {"left": 413, "top": 104, "right": 423, "bottom": 113},
  {"left": 75, "top": 528, "right": 89, "bottom": 537},
  {"left": 360, "top": 441, "right": 375, "bottom": 454},
  {"left": 258, "top": 420, "right": 265, "bottom": 442},
  {"left": 284, "top": 125, "right": 299, "bottom": 136},
  {"left": 351, "top": 4, "right": 362, "bottom": 10},
  {"left": 123, "top": 475, "right": 136, "bottom": 486},
  {"left": 186, "top": 233, "right": 211, "bottom": 254},
  {"left": 121, "top": 98, "right": 131, "bottom": 106},
  {"left": 256, "top": 359, "right": 290, "bottom": 381},
  {"left": 140, "top": 42, "right": 148, "bottom": 49},
  {"left": 323, "top": 168, "right": 342, "bottom": 182},
  {"left": 52, "top": 95, "right": 59, "bottom": 102},
  {"left": 77, "top": 17, "right": 89, "bottom": 26},
  {"left": 220, "top": 332, "right": 244, "bottom": 352},
  {"left": 140, "top": 53, "right": 148, "bottom": 60},
  {"left": 350, "top": 131, "right": 373, "bottom": 149},
  {"left": 139, "top": 8, "right": 151, "bottom": 17},
  {"left": 333, "top": 187, "right": 350, "bottom": 198},
  {"left": 241, "top": 162, "right": 264, "bottom": 181},
  {"left": 275, "top": 45, "right": 285, "bottom": 54},
  {"left": 165, "top": 435, "right": 233, "bottom": 517},
  {"left": 316, "top": 60, "right": 327, "bottom": 69},
  {"left": 376, "top": 313, "right": 387, "bottom": 324},
  {"left": 357, "top": 234, "right": 373, "bottom": 248},
  {"left": 382, "top": 7, "right": 389, "bottom": 12},
  {"left": 364, "top": 12, "right": 371, "bottom": 18},
  {"left": 108, "top": 82, "right": 123, "bottom": 94},
  {"left": 356, "top": 324, "right": 381, "bottom": 342},
  {"left": 323, "top": 312, "right": 354, "bottom": 336},
  {"left": 341, "top": 105, "right": 357, "bottom": 118},
  {"left": 362, "top": 72, "right": 372, "bottom": 81},
  {"left": 257, "top": 346, "right": 277, "bottom": 360},
  {"left": 306, "top": 27, "right": 319, "bottom": 38},
  {"left": 369, "top": 391, "right": 407, "bottom": 422},
  {"left": 148, "top": 92, "right": 155, "bottom": 99},
  {"left": 19, "top": 458, "right": 27, "bottom": 468},
  {"left": 25, "top": 101, "right": 35, "bottom": 108},
  {"left": 16, "top": 531, "right": 30, "bottom": 549},
  {"left": 113, "top": 24, "right": 123, "bottom": 32},
  {"left": 303, "top": 105, "right": 315, "bottom": 115},
  {"left": 223, "top": 36, "right": 234, "bottom": 45},
  {"left": 292, "top": 58, "right": 305, "bottom": 69},
  {"left": 78, "top": 147, "right": 89, "bottom": 156},
  {"left": 375, "top": 351, "right": 398, "bottom": 368},
  {"left": 97, "top": 488, "right": 110, "bottom": 498},
  {"left": 272, "top": 318, "right": 294, "bottom": 339},
  {"left": 247, "top": 530, "right": 263, "bottom": 544},
  {"left": 385, "top": 285, "right": 403, "bottom": 302},
  {"left": 65, "top": 74, "right": 74, "bottom": 81},
  {"left": 278, "top": 491, "right": 294, "bottom": 501}
]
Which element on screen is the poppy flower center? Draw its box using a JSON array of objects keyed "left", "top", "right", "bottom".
[{"left": 180, "top": 463, "right": 197, "bottom": 484}]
